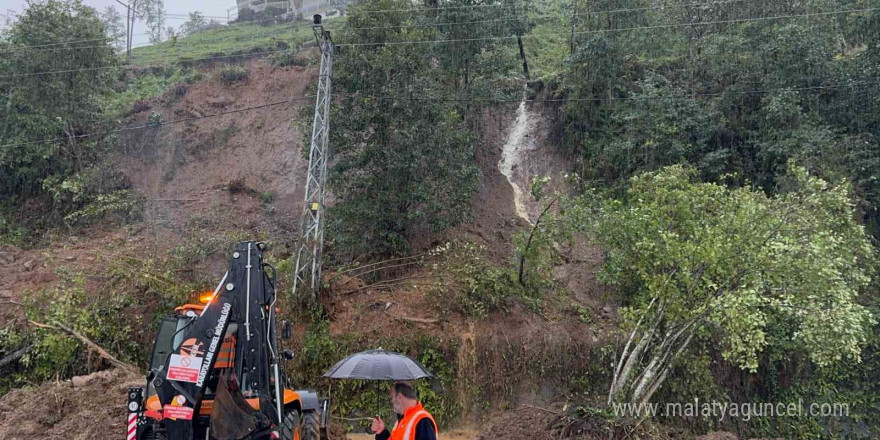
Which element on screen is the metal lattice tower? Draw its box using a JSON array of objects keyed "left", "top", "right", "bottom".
[{"left": 292, "top": 17, "right": 333, "bottom": 305}]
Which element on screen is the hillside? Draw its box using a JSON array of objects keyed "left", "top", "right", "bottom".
[
  {"left": 0, "top": 54, "right": 605, "bottom": 437},
  {"left": 2, "top": 1, "right": 879, "bottom": 440}
]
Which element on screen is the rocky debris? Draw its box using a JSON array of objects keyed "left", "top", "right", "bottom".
[
  {"left": 696, "top": 433, "right": 738, "bottom": 440},
  {"left": 70, "top": 370, "right": 116, "bottom": 388},
  {"left": 477, "top": 408, "right": 555, "bottom": 440},
  {"left": 0, "top": 246, "right": 19, "bottom": 264},
  {"left": 22, "top": 260, "right": 34, "bottom": 271},
  {"left": 0, "top": 368, "right": 143, "bottom": 440},
  {"left": 208, "top": 95, "right": 235, "bottom": 107}
]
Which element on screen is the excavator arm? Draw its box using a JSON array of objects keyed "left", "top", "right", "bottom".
[{"left": 150, "top": 241, "right": 282, "bottom": 440}]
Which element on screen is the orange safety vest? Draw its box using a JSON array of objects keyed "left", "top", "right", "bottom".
[{"left": 389, "top": 402, "right": 437, "bottom": 440}]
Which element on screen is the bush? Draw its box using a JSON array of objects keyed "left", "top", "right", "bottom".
[
  {"left": 270, "top": 51, "right": 310, "bottom": 68},
  {"left": 161, "top": 83, "right": 188, "bottom": 103},
  {"left": 130, "top": 99, "right": 151, "bottom": 115},
  {"left": 218, "top": 65, "right": 249, "bottom": 84},
  {"left": 63, "top": 190, "right": 145, "bottom": 227},
  {"left": 434, "top": 241, "right": 524, "bottom": 318},
  {"left": 42, "top": 165, "right": 142, "bottom": 229},
  {"left": 289, "top": 310, "right": 461, "bottom": 428},
  {"left": 1, "top": 241, "right": 214, "bottom": 395}
]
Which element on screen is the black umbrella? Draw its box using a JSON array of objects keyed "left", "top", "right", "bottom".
[
  {"left": 323, "top": 348, "right": 435, "bottom": 381},
  {"left": 323, "top": 348, "right": 434, "bottom": 433}
]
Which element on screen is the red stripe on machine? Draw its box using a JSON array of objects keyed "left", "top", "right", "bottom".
[{"left": 127, "top": 412, "right": 137, "bottom": 440}]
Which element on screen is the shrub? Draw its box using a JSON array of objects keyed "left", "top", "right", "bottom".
[
  {"left": 162, "top": 83, "right": 188, "bottom": 103},
  {"left": 433, "top": 241, "right": 524, "bottom": 318},
  {"left": 218, "top": 65, "right": 249, "bottom": 84},
  {"left": 270, "top": 52, "right": 309, "bottom": 68},
  {"left": 63, "top": 190, "right": 145, "bottom": 227},
  {"left": 130, "top": 99, "right": 151, "bottom": 115}
]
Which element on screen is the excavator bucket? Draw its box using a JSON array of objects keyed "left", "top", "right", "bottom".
[{"left": 210, "top": 372, "right": 258, "bottom": 440}]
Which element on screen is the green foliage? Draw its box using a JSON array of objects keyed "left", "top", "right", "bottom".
[
  {"left": 218, "top": 65, "right": 249, "bottom": 84},
  {"left": 433, "top": 241, "right": 525, "bottom": 317},
  {"left": 289, "top": 312, "right": 460, "bottom": 428},
  {"left": 761, "top": 331, "right": 880, "bottom": 439},
  {"left": 40, "top": 165, "right": 142, "bottom": 228},
  {"left": 129, "top": 20, "right": 340, "bottom": 66},
  {"left": 560, "top": 0, "right": 880, "bottom": 238},
  {"left": 0, "top": 212, "right": 26, "bottom": 246},
  {"left": 0, "top": 0, "right": 118, "bottom": 198},
  {"left": 103, "top": 68, "right": 194, "bottom": 117},
  {"left": 327, "top": 0, "right": 493, "bottom": 258},
  {"left": 269, "top": 51, "right": 310, "bottom": 68},
  {"left": 591, "top": 165, "right": 876, "bottom": 371},
  {"left": 0, "top": 238, "right": 218, "bottom": 395},
  {"left": 62, "top": 190, "right": 144, "bottom": 226}
]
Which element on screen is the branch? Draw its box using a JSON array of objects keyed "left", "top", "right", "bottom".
[
  {"left": 383, "top": 311, "right": 438, "bottom": 325},
  {"left": 519, "top": 404, "right": 561, "bottom": 414},
  {"left": 337, "top": 253, "right": 428, "bottom": 277},
  {"left": 0, "top": 344, "right": 34, "bottom": 369},
  {"left": 343, "top": 275, "right": 441, "bottom": 296},
  {"left": 336, "top": 260, "right": 423, "bottom": 288},
  {"left": 29, "top": 320, "right": 139, "bottom": 374},
  {"left": 608, "top": 296, "right": 656, "bottom": 405},
  {"left": 518, "top": 195, "right": 560, "bottom": 287}
]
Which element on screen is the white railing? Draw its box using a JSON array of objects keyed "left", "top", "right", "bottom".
[{"left": 227, "top": 0, "right": 338, "bottom": 22}]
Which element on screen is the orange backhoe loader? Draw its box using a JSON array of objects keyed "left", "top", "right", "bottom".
[{"left": 125, "top": 241, "right": 329, "bottom": 440}]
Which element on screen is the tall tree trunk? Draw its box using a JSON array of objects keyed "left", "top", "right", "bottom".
[{"left": 517, "top": 36, "right": 530, "bottom": 82}]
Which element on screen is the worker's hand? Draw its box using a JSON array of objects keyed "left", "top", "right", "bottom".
[{"left": 371, "top": 416, "right": 385, "bottom": 434}]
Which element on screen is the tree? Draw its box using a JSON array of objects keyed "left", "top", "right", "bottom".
[
  {"left": 426, "top": 0, "right": 530, "bottom": 91},
  {"left": 326, "top": 0, "right": 480, "bottom": 257},
  {"left": 143, "top": 0, "right": 165, "bottom": 44},
  {"left": 179, "top": 11, "right": 207, "bottom": 36},
  {"left": 0, "top": 0, "right": 117, "bottom": 198},
  {"left": 100, "top": 5, "right": 125, "bottom": 49},
  {"left": 117, "top": 0, "right": 163, "bottom": 58},
  {"left": 589, "top": 165, "right": 875, "bottom": 410}
]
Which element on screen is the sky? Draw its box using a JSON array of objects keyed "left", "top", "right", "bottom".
[{"left": 1, "top": 0, "right": 238, "bottom": 44}]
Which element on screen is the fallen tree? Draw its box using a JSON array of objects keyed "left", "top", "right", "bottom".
[{"left": 28, "top": 320, "right": 139, "bottom": 375}]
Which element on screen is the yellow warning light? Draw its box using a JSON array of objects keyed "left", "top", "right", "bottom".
[{"left": 198, "top": 291, "right": 216, "bottom": 304}]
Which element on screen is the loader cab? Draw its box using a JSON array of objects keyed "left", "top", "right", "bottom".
[
  {"left": 144, "top": 304, "right": 240, "bottom": 407},
  {"left": 147, "top": 305, "right": 207, "bottom": 375}
]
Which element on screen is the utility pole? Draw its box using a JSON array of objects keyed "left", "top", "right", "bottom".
[
  {"left": 115, "top": 0, "right": 131, "bottom": 61},
  {"left": 292, "top": 14, "right": 334, "bottom": 306}
]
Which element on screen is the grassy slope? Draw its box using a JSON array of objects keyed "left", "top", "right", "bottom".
[{"left": 129, "top": 18, "right": 344, "bottom": 65}]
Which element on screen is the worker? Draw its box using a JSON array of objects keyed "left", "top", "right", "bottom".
[{"left": 371, "top": 381, "right": 437, "bottom": 440}]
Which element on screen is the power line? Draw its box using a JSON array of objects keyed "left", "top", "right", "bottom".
[
  {"left": 4, "top": 80, "right": 877, "bottom": 150},
  {"left": 0, "top": 0, "right": 771, "bottom": 55},
  {"left": 339, "top": 6, "right": 880, "bottom": 46},
  {"left": 0, "top": 95, "right": 317, "bottom": 150},
  {"left": 2, "top": 6, "right": 875, "bottom": 77},
  {"left": 0, "top": 47, "right": 300, "bottom": 79},
  {"left": 341, "top": 81, "right": 879, "bottom": 103},
  {"left": 0, "top": 34, "right": 152, "bottom": 53},
  {"left": 0, "top": 0, "right": 781, "bottom": 55},
  {"left": 348, "top": 0, "right": 746, "bottom": 15},
  {"left": 0, "top": 17, "right": 323, "bottom": 55}
]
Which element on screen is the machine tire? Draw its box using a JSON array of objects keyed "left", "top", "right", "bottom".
[
  {"left": 301, "top": 410, "right": 320, "bottom": 440},
  {"left": 280, "top": 410, "right": 301, "bottom": 440},
  {"left": 281, "top": 409, "right": 320, "bottom": 440}
]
